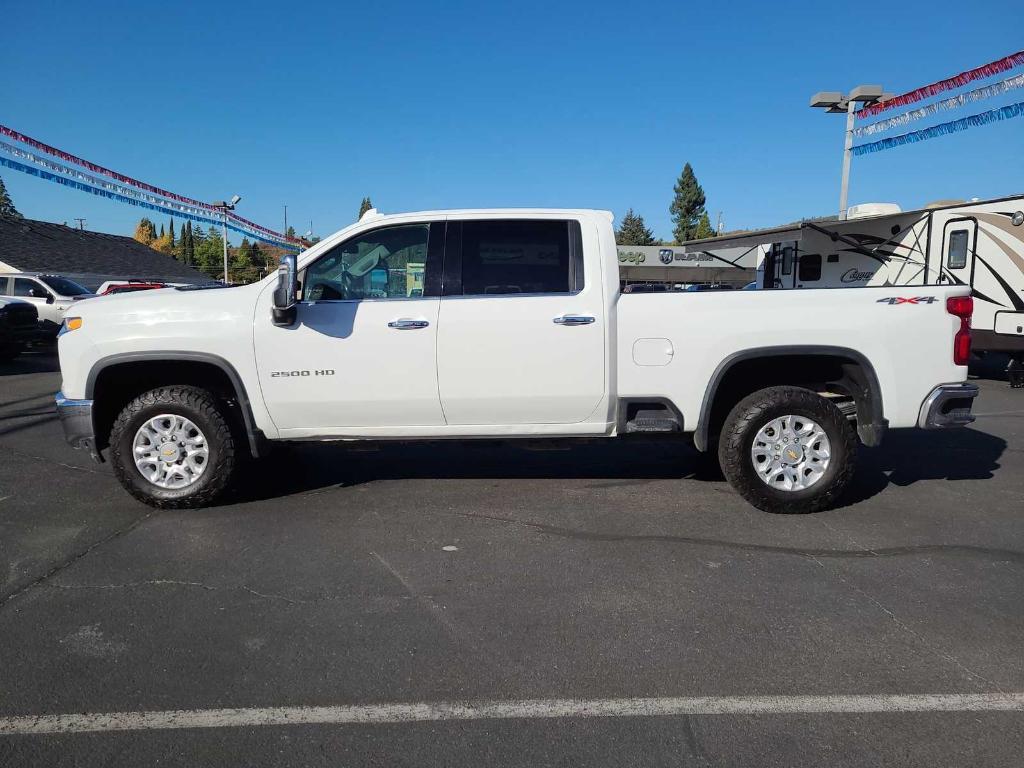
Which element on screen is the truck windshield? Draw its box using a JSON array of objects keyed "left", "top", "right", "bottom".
[{"left": 40, "top": 276, "right": 92, "bottom": 296}]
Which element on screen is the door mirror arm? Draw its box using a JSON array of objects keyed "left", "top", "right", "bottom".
[{"left": 272, "top": 254, "right": 298, "bottom": 326}]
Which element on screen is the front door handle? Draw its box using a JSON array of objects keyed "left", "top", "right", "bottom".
[
  {"left": 553, "top": 314, "right": 595, "bottom": 326},
  {"left": 388, "top": 318, "right": 430, "bottom": 330}
]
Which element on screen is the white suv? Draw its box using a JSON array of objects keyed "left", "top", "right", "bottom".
[{"left": 0, "top": 274, "right": 95, "bottom": 336}]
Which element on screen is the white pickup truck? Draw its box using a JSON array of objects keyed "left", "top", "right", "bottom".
[{"left": 56, "top": 208, "right": 979, "bottom": 513}]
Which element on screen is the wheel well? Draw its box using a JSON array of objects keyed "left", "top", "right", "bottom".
[
  {"left": 696, "top": 353, "right": 884, "bottom": 451},
  {"left": 90, "top": 360, "right": 250, "bottom": 455}
]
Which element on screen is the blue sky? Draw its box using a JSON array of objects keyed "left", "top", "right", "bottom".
[{"left": 1, "top": 0, "right": 1021, "bottom": 243}]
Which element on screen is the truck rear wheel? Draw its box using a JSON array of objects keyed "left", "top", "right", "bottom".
[
  {"left": 109, "top": 386, "right": 236, "bottom": 508},
  {"left": 718, "top": 386, "right": 856, "bottom": 514}
]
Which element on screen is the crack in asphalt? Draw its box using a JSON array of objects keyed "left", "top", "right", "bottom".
[
  {"left": 452, "top": 511, "right": 1024, "bottom": 564},
  {"left": 0, "top": 511, "right": 154, "bottom": 610},
  {"left": 0, "top": 446, "right": 113, "bottom": 477},
  {"left": 44, "top": 579, "right": 418, "bottom": 606}
]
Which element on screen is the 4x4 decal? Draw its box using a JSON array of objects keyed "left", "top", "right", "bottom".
[{"left": 876, "top": 296, "right": 937, "bottom": 305}]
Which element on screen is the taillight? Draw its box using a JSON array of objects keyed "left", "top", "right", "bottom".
[{"left": 946, "top": 295, "right": 973, "bottom": 365}]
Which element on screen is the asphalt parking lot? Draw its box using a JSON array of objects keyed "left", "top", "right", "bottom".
[{"left": 1, "top": 349, "right": 1022, "bottom": 766}]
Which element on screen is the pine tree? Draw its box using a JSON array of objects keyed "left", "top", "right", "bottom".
[
  {"left": 0, "top": 176, "right": 22, "bottom": 218},
  {"left": 286, "top": 225, "right": 296, "bottom": 239},
  {"left": 669, "top": 163, "right": 707, "bottom": 243},
  {"left": 615, "top": 209, "right": 656, "bottom": 246},
  {"left": 159, "top": 223, "right": 165, "bottom": 239},
  {"left": 693, "top": 211, "right": 715, "bottom": 240},
  {"left": 358, "top": 197, "right": 374, "bottom": 219},
  {"left": 133, "top": 218, "right": 158, "bottom": 245},
  {"left": 183, "top": 221, "right": 195, "bottom": 264},
  {"left": 168, "top": 218, "right": 176, "bottom": 248}
]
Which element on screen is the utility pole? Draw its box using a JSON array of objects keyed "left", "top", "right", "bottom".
[
  {"left": 283, "top": 205, "right": 288, "bottom": 237},
  {"left": 715, "top": 212, "right": 723, "bottom": 235},
  {"left": 74, "top": 218, "right": 86, "bottom": 230},
  {"left": 211, "top": 195, "right": 242, "bottom": 284}
]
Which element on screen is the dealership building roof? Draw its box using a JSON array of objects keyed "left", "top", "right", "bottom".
[{"left": 0, "top": 217, "right": 211, "bottom": 290}]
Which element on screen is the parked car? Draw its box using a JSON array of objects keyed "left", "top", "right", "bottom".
[
  {"left": 0, "top": 297, "right": 41, "bottom": 361},
  {"left": 96, "top": 281, "right": 169, "bottom": 296},
  {"left": 56, "top": 208, "right": 977, "bottom": 513},
  {"left": 0, "top": 274, "right": 95, "bottom": 337}
]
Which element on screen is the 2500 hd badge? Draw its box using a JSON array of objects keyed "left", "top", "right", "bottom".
[{"left": 270, "top": 369, "right": 336, "bottom": 377}]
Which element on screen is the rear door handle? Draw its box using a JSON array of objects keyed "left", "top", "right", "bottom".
[
  {"left": 388, "top": 318, "right": 430, "bottom": 330},
  {"left": 553, "top": 314, "right": 595, "bottom": 326}
]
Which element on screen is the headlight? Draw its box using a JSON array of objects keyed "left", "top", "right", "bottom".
[{"left": 58, "top": 317, "right": 83, "bottom": 336}]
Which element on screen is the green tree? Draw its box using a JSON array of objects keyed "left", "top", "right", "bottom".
[
  {"left": 168, "top": 218, "right": 176, "bottom": 249},
  {"left": 0, "top": 176, "right": 22, "bottom": 218},
  {"left": 693, "top": 211, "right": 715, "bottom": 240},
  {"left": 180, "top": 221, "right": 195, "bottom": 264},
  {"left": 358, "top": 196, "right": 374, "bottom": 219},
  {"left": 159, "top": 223, "right": 165, "bottom": 239},
  {"left": 669, "top": 162, "right": 707, "bottom": 243},
  {"left": 133, "top": 218, "right": 158, "bottom": 245},
  {"left": 193, "top": 226, "right": 225, "bottom": 278},
  {"left": 286, "top": 225, "right": 296, "bottom": 240},
  {"left": 615, "top": 208, "right": 656, "bottom": 246},
  {"left": 232, "top": 237, "right": 253, "bottom": 270}
]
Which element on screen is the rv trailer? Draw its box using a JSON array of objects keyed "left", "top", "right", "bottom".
[{"left": 683, "top": 195, "right": 1024, "bottom": 381}]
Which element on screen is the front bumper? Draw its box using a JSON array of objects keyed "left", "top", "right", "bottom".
[
  {"left": 917, "top": 383, "right": 979, "bottom": 429},
  {"left": 55, "top": 391, "right": 103, "bottom": 462}
]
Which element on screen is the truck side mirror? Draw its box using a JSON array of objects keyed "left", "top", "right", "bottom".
[{"left": 272, "top": 254, "right": 298, "bottom": 326}]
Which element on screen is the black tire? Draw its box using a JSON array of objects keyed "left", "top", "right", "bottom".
[
  {"left": 718, "top": 385, "right": 857, "bottom": 514},
  {"left": 110, "top": 386, "right": 236, "bottom": 509}
]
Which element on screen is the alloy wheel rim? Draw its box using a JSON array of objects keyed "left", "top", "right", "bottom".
[
  {"left": 750, "top": 414, "right": 831, "bottom": 492},
  {"left": 133, "top": 414, "right": 209, "bottom": 489}
]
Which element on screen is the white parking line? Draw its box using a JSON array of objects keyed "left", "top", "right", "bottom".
[{"left": 2, "top": 693, "right": 1023, "bottom": 735}]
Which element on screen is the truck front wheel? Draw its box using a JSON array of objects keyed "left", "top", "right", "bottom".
[
  {"left": 718, "top": 386, "right": 857, "bottom": 514},
  {"left": 109, "top": 386, "right": 237, "bottom": 508}
]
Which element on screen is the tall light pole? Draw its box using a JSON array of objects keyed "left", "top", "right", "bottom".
[
  {"left": 211, "top": 195, "right": 242, "bottom": 283},
  {"left": 810, "top": 85, "right": 889, "bottom": 219}
]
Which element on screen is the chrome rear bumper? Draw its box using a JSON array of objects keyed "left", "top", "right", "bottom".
[
  {"left": 55, "top": 391, "right": 103, "bottom": 462},
  {"left": 917, "top": 383, "right": 979, "bottom": 429}
]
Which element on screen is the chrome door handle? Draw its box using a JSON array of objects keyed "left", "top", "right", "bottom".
[
  {"left": 388, "top": 318, "right": 430, "bottom": 330},
  {"left": 553, "top": 314, "right": 595, "bottom": 326}
]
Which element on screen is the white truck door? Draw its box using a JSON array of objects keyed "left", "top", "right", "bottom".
[
  {"left": 436, "top": 218, "right": 606, "bottom": 426},
  {"left": 254, "top": 222, "right": 446, "bottom": 431}
]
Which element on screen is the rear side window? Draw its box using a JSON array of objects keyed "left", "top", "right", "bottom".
[
  {"left": 798, "top": 254, "right": 822, "bottom": 282},
  {"left": 456, "top": 220, "right": 582, "bottom": 296},
  {"left": 947, "top": 230, "right": 969, "bottom": 269}
]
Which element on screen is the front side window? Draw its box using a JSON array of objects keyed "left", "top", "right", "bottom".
[
  {"left": 459, "top": 220, "right": 577, "bottom": 296},
  {"left": 947, "top": 230, "right": 969, "bottom": 269},
  {"left": 13, "top": 278, "right": 50, "bottom": 299},
  {"left": 304, "top": 224, "right": 430, "bottom": 301}
]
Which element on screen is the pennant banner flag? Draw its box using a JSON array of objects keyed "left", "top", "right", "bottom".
[
  {"left": 854, "top": 72, "right": 1024, "bottom": 137},
  {"left": 0, "top": 140, "right": 224, "bottom": 223},
  {"left": 852, "top": 101, "right": 1024, "bottom": 156},
  {"left": 0, "top": 123, "right": 217, "bottom": 211},
  {"left": 0, "top": 155, "right": 299, "bottom": 251},
  {"left": 857, "top": 50, "right": 1024, "bottom": 118},
  {"left": 0, "top": 123, "right": 300, "bottom": 246}
]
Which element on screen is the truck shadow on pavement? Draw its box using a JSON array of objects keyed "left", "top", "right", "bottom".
[{"left": 231, "top": 424, "right": 1007, "bottom": 510}]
